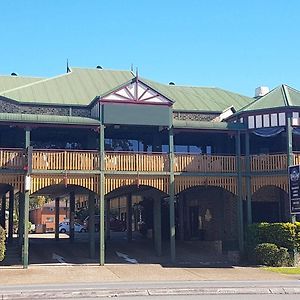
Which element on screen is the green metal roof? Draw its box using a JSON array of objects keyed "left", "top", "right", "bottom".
[
  {"left": 0, "top": 113, "right": 100, "bottom": 126},
  {"left": 142, "top": 78, "right": 253, "bottom": 112},
  {"left": 173, "top": 119, "right": 244, "bottom": 130},
  {"left": 238, "top": 84, "right": 300, "bottom": 113},
  {"left": 0, "top": 67, "right": 253, "bottom": 113},
  {"left": 0, "top": 75, "right": 43, "bottom": 93},
  {"left": 0, "top": 68, "right": 135, "bottom": 106}
]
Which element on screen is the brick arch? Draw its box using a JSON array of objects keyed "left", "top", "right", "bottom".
[
  {"left": 175, "top": 176, "right": 237, "bottom": 195},
  {"left": 105, "top": 175, "right": 169, "bottom": 195},
  {"left": 30, "top": 175, "right": 99, "bottom": 194},
  {"left": 251, "top": 175, "right": 288, "bottom": 194}
]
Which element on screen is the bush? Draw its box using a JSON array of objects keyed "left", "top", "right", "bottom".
[
  {"left": 246, "top": 222, "right": 300, "bottom": 253},
  {"left": 0, "top": 225, "right": 6, "bottom": 262},
  {"left": 254, "top": 243, "right": 290, "bottom": 267}
]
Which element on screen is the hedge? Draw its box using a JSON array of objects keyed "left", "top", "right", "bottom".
[
  {"left": 246, "top": 222, "right": 300, "bottom": 266},
  {"left": 254, "top": 243, "right": 290, "bottom": 267},
  {"left": 0, "top": 225, "right": 5, "bottom": 262},
  {"left": 246, "top": 222, "right": 300, "bottom": 252}
]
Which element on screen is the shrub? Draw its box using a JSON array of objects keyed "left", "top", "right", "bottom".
[
  {"left": 246, "top": 222, "right": 300, "bottom": 253},
  {"left": 0, "top": 225, "right": 6, "bottom": 262},
  {"left": 254, "top": 243, "right": 290, "bottom": 267}
]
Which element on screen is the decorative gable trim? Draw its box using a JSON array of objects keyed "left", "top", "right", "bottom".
[{"left": 100, "top": 77, "right": 173, "bottom": 106}]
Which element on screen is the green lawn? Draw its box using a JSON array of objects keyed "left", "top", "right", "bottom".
[{"left": 264, "top": 267, "right": 300, "bottom": 275}]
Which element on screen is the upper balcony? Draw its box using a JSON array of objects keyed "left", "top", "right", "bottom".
[{"left": 0, "top": 148, "right": 295, "bottom": 174}]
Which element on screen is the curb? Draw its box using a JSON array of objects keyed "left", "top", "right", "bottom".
[{"left": 1, "top": 286, "right": 300, "bottom": 299}]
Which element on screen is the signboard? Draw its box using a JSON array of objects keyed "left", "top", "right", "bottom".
[{"left": 288, "top": 165, "right": 300, "bottom": 214}]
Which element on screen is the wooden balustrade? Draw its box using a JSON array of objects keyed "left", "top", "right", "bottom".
[
  {"left": 293, "top": 153, "right": 300, "bottom": 166},
  {"left": 105, "top": 152, "right": 169, "bottom": 172},
  {"left": 0, "top": 149, "right": 24, "bottom": 169},
  {"left": 250, "top": 154, "right": 287, "bottom": 172},
  {"left": 174, "top": 154, "right": 236, "bottom": 173},
  {"left": 0, "top": 148, "right": 290, "bottom": 174},
  {"left": 32, "top": 150, "right": 99, "bottom": 171}
]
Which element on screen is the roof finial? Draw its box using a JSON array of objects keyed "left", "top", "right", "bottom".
[
  {"left": 66, "top": 59, "right": 71, "bottom": 73},
  {"left": 135, "top": 67, "right": 139, "bottom": 80}
]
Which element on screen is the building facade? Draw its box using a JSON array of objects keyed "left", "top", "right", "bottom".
[{"left": 0, "top": 67, "right": 298, "bottom": 268}]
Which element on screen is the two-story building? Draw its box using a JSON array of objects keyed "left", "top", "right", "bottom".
[{"left": 0, "top": 67, "right": 298, "bottom": 268}]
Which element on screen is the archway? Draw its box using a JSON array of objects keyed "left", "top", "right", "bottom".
[
  {"left": 251, "top": 185, "right": 289, "bottom": 223},
  {"left": 176, "top": 185, "right": 239, "bottom": 259},
  {"left": 105, "top": 184, "right": 169, "bottom": 263},
  {"left": 24, "top": 184, "right": 97, "bottom": 265}
]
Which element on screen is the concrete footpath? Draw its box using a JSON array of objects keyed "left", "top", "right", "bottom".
[{"left": 0, "top": 264, "right": 300, "bottom": 299}]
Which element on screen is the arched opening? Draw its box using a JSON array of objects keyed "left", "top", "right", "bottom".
[
  {"left": 176, "top": 185, "right": 239, "bottom": 259},
  {"left": 24, "top": 184, "right": 97, "bottom": 265},
  {"left": 251, "top": 185, "right": 289, "bottom": 223},
  {"left": 105, "top": 184, "right": 168, "bottom": 263}
]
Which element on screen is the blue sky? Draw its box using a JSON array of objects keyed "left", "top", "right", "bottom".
[{"left": 0, "top": 0, "right": 299, "bottom": 96}]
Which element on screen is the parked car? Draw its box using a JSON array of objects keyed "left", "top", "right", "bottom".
[
  {"left": 59, "top": 221, "right": 86, "bottom": 233},
  {"left": 84, "top": 215, "right": 126, "bottom": 232}
]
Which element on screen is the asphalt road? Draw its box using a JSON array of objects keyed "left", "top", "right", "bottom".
[
  {"left": 79, "top": 296, "right": 300, "bottom": 300},
  {"left": 1, "top": 280, "right": 300, "bottom": 299}
]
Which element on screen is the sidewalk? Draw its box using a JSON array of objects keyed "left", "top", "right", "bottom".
[{"left": 0, "top": 263, "right": 297, "bottom": 285}]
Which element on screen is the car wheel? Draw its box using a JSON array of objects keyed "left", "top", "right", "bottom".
[
  {"left": 60, "top": 228, "right": 66, "bottom": 233},
  {"left": 80, "top": 228, "right": 86, "bottom": 233}
]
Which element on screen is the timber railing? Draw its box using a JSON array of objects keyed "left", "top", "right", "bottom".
[
  {"left": 0, "top": 148, "right": 25, "bottom": 169},
  {"left": 174, "top": 153, "right": 236, "bottom": 173},
  {"left": 105, "top": 151, "right": 169, "bottom": 172},
  {"left": 249, "top": 153, "right": 287, "bottom": 172},
  {"left": 0, "top": 148, "right": 294, "bottom": 174},
  {"left": 32, "top": 149, "right": 100, "bottom": 171}
]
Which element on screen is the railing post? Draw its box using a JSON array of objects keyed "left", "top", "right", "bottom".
[
  {"left": 245, "top": 131, "right": 252, "bottom": 224},
  {"left": 23, "top": 128, "right": 31, "bottom": 269},
  {"left": 287, "top": 114, "right": 296, "bottom": 223},
  {"left": 64, "top": 150, "right": 67, "bottom": 171},
  {"left": 235, "top": 130, "right": 244, "bottom": 254},
  {"left": 99, "top": 103, "right": 105, "bottom": 266},
  {"left": 169, "top": 126, "right": 176, "bottom": 262}
]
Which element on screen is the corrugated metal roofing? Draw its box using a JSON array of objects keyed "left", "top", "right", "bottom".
[
  {"left": 173, "top": 119, "right": 244, "bottom": 130},
  {"left": 0, "top": 113, "right": 100, "bottom": 126},
  {"left": 0, "top": 67, "right": 253, "bottom": 112},
  {"left": 238, "top": 84, "right": 300, "bottom": 113},
  {"left": 0, "top": 68, "right": 135, "bottom": 106},
  {"left": 142, "top": 79, "right": 253, "bottom": 112},
  {"left": 0, "top": 75, "right": 43, "bottom": 93}
]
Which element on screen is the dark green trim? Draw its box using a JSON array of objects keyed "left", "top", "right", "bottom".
[
  {"left": 8, "top": 188, "right": 14, "bottom": 242},
  {"left": 55, "top": 197, "right": 59, "bottom": 241},
  {"left": 169, "top": 127, "right": 176, "bottom": 262},
  {"left": 23, "top": 129, "right": 30, "bottom": 269},
  {"left": 236, "top": 131, "right": 244, "bottom": 253},
  {"left": 0, "top": 113, "right": 100, "bottom": 127},
  {"left": 173, "top": 120, "right": 246, "bottom": 131},
  {"left": 175, "top": 172, "right": 237, "bottom": 177},
  {"left": 103, "top": 103, "right": 171, "bottom": 127},
  {"left": 99, "top": 123, "right": 105, "bottom": 266},
  {"left": 32, "top": 170, "right": 101, "bottom": 175},
  {"left": 245, "top": 132, "right": 252, "bottom": 225}
]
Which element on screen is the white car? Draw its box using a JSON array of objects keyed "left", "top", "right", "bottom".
[{"left": 59, "top": 221, "right": 86, "bottom": 233}]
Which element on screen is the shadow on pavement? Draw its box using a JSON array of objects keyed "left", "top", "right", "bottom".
[{"left": 1, "top": 232, "right": 235, "bottom": 268}]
